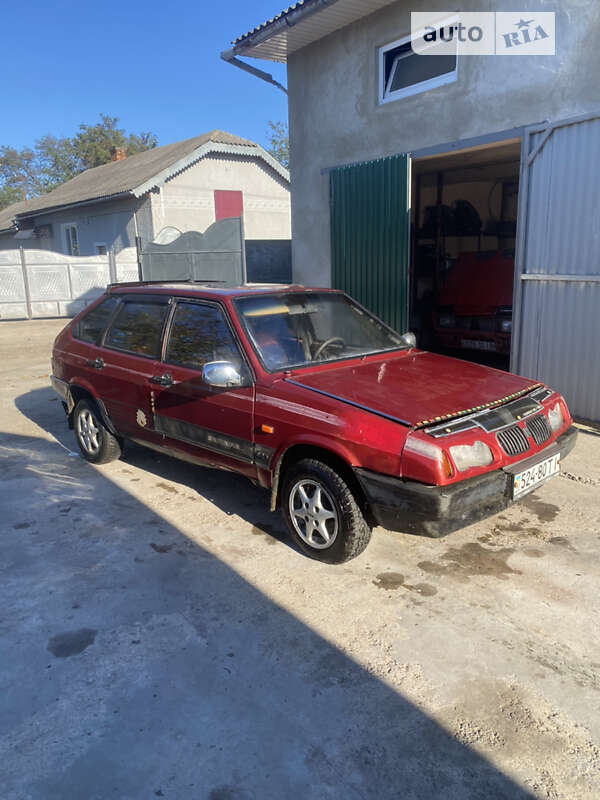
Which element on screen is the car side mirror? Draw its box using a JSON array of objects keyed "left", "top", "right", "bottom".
[
  {"left": 401, "top": 331, "right": 417, "bottom": 348},
  {"left": 202, "top": 361, "right": 242, "bottom": 388}
]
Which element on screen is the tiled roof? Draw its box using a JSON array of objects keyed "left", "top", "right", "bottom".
[{"left": 0, "top": 199, "right": 34, "bottom": 233}]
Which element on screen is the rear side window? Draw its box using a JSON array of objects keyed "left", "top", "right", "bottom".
[
  {"left": 165, "top": 302, "right": 242, "bottom": 370},
  {"left": 105, "top": 300, "right": 169, "bottom": 358},
  {"left": 73, "top": 296, "right": 119, "bottom": 343}
]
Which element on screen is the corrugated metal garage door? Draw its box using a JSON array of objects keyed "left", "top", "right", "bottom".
[
  {"left": 330, "top": 155, "right": 410, "bottom": 332},
  {"left": 513, "top": 112, "right": 600, "bottom": 421}
]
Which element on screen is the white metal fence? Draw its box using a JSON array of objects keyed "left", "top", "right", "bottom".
[{"left": 0, "top": 248, "right": 139, "bottom": 320}]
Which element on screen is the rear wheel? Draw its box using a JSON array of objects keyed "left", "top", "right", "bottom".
[
  {"left": 281, "top": 458, "right": 371, "bottom": 563},
  {"left": 73, "top": 399, "right": 121, "bottom": 464}
]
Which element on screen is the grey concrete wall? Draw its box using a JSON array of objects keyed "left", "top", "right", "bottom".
[
  {"left": 287, "top": 0, "right": 600, "bottom": 286},
  {"left": 0, "top": 232, "right": 16, "bottom": 251},
  {"left": 0, "top": 230, "right": 39, "bottom": 252}
]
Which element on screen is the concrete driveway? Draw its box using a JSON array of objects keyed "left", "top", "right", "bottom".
[{"left": 1, "top": 319, "right": 599, "bottom": 800}]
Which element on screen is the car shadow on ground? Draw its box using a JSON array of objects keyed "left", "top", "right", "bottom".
[
  {"left": 1, "top": 422, "right": 536, "bottom": 799},
  {"left": 14, "top": 386, "right": 292, "bottom": 549}
]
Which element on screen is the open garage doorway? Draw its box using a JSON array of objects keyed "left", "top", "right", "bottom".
[{"left": 410, "top": 138, "right": 522, "bottom": 370}]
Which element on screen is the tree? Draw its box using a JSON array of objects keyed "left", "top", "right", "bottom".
[
  {"left": 0, "top": 115, "right": 158, "bottom": 210},
  {"left": 266, "top": 120, "right": 289, "bottom": 169},
  {"left": 36, "top": 134, "right": 81, "bottom": 192},
  {"left": 0, "top": 184, "right": 23, "bottom": 210},
  {"left": 72, "top": 114, "right": 157, "bottom": 171},
  {"left": 0, "top": 145, "right": 41, "bottom": 203}
]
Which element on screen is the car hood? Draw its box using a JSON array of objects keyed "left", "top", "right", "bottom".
[{"left": 285, "top": 351, "right": 540, "bottom": 427}]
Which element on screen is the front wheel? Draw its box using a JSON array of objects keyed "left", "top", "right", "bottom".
[
  {"left": 73, "top": 399, "right": 122, "bottom": 464},
  {"left": 281, "top": 459, "right": 372, "bottom": 563}
]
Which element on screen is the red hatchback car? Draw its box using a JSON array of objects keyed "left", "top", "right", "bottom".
[{"left": 51, "top": 282, "right": 577, "bottom": 563}]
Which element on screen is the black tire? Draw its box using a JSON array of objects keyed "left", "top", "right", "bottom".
[
  {"left": 281, "top": 458, "right": 372, "bottom": 563},
  {"left": 73, "top": 398, "right": 122, "bottom": 464}
]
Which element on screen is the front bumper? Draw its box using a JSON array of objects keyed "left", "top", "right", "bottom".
[
  {"left": 355, "top": 426, "right": 578, "bottom": 538},
  {"left": 434, "top": 327, "right": 511, "bottom": 355}
]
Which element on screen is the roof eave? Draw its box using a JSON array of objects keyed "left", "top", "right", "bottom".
[
  {"left": 231, "top": 0, "right": 341, "bottom": 59},
  {"left": 14, "top": 191, "right": 134, "bottom": 221},
  {"left": 132, "top": 141, "right": 290, "bottom": 197}
]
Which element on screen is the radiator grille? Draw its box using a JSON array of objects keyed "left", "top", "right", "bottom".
[
  {"left": 497, "top": 425, "right": 530, "bottom": 456},
  {"left": 527, "top": 414, "right": 552, "bottom": 446}
]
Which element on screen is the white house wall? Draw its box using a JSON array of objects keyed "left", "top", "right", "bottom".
[
  {"left": 149, "top": 153, "right": 291, "bottom": 241},
  {"left": 287, "top": 0, "right": 600, "bottom": 285}
]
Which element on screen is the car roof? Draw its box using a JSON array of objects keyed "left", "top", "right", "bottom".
[{"left": 107, "top": 282, "right": 339, "bottom": 299}]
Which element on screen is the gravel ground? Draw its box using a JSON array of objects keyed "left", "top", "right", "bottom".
[{"left": 1, "top": 318, "right": 599, "bottom": 800}]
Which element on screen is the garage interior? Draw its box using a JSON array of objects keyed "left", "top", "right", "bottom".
[{"left": 410, "top": 139, "right": 522, "bottom": 370}]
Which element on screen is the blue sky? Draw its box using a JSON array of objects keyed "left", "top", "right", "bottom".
[{"left": 2, "top": 0, "right": 288, "bottom": 151}]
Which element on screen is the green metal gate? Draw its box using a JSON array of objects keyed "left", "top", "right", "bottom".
[{"left": 330, "top": 154, "right": 410, "bottom": 332}]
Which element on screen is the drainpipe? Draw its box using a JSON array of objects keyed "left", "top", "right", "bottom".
[
  {"left": 220, "top": 52, "right": 288, "bottom": 94},
  {"left": 133, "top": 207, "right": 143, "bottom": 281},
  {"left": 221, "top": 0, "right": 340, "bottom": 93}
]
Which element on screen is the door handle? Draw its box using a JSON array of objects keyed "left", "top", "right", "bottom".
[
  {"left": 149, "top": 373, "right": 174, "bottom": 387},
  {"left": 86, "top": 357, "right": 104, "bottom": 370}
]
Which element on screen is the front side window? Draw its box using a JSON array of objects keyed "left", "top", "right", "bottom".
[
  {"left": 73, "top": 296, "right": 119, "bottom": 343},
  {"left": 379, "top": 32, "right": 457, "bottom": 104},
  {"left": 64, "top": 224, "right": 79, "bottom": 256},
  {"left": 104, "top": 300, "right": 168, "bottom": 358},
  {"left": 165, "top": 302, "right": 244, "bottom": 372},
  {"left": 235, "top": 292, "right": 405, "bottom": 372}
]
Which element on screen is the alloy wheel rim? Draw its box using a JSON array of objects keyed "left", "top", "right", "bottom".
[
  {"left": 77, "top": 408, "right": 101, "bottom": 455},
  {"left": 289, "top": 479, "right": 339, "bottom": 549}
]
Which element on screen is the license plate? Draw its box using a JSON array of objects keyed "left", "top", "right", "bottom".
[
  {"left": 512, "top": 453, "right": 560, "bottom": 499},
  {"left": 461, "top": 339, "right": 496, "bottom": 352}
]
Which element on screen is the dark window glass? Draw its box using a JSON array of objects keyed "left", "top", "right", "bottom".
[
  {"left": 383, "top": 40, "right": 456, "bottom": 98},
  {"left": 235, "top": 292, "right": 404, "bottom": 371},
  {"left": 65, "top": 225, "right": 79, "bottom": 256},
  {"left": 73, "top": 296, "right": 119, "bottom": 343},
  {"left": 166, "top": 303, "right": 242, "bottom": 371},
  {"left": 105, "top": 301, "right": 168, "bottom": 358},
  {"left": 389, "top": 48, "right": 456, "bottom": 92}
]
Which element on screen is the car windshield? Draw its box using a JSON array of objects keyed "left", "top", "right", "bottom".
[{"left": 235, "top": 291, "right": 405, "bottom": 371}]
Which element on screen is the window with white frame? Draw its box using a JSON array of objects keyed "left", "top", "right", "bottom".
[
  {"left": 379, "top": 29, "right": 458, "bottom": 104},
  {"left": 94, "top": 243, "right": 108, "bottom": 255},
  {"left": 64, "top": 223, "right": 79, "bottom": 256}
]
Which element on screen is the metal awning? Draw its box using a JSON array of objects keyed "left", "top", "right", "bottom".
[{"left": 226, "top": 0, "right": 395, "bottom": 62}]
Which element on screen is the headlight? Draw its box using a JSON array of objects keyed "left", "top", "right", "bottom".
[
  {"left": 547, "top": 402, "right": 564, "bottom": 432},
  {"left": 500, "top": 318, "right": 512, "bottom": 333},
  {"left": 449, "top": 441, "right": 493, "bottom": 472}
]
